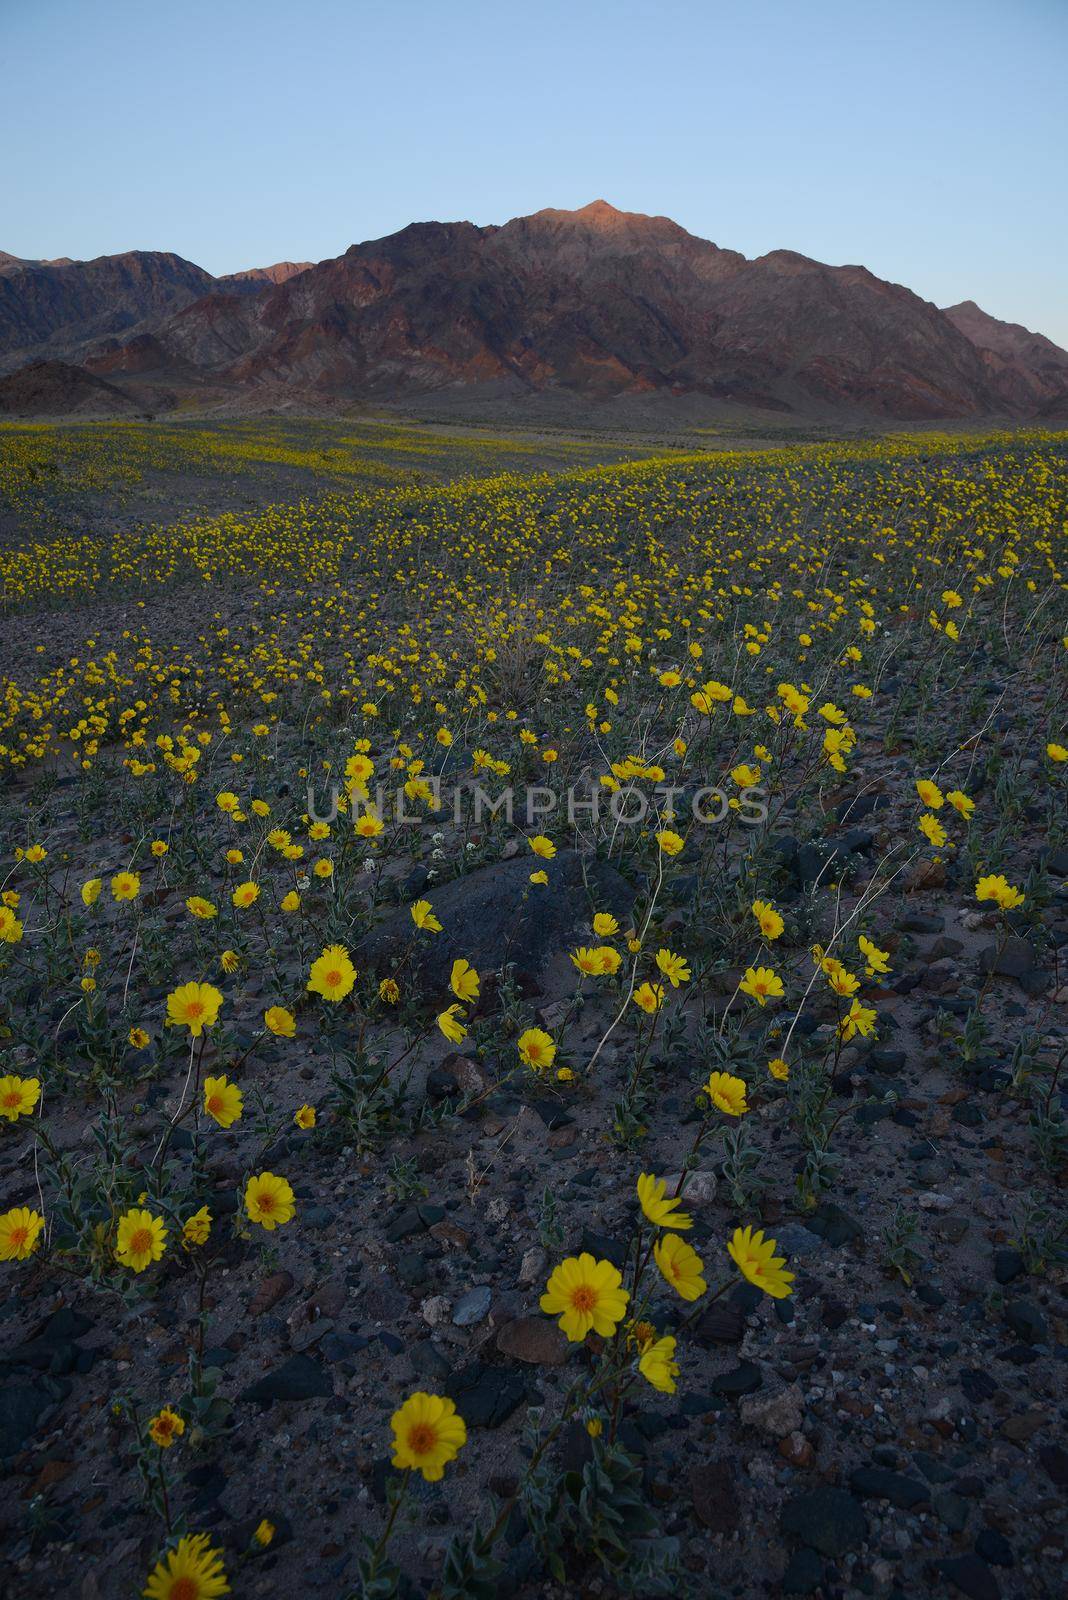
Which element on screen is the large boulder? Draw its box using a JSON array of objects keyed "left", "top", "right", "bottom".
[{"left": 357, "top": 849, "right": 633, "bottom": 997}]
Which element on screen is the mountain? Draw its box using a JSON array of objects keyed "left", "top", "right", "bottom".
[
  {"left": 0, "top": 250, "right": 214, "bottom": 372},
  {"left": 0, "top": 251, "right": 75, "bottom": 272},
  {"left": 2, "top": 206, "right": 1065, "bottom": 418},
  {"left": 218, "top": 262, "right": 313, "bottom": 291},
  {"left": 0, "top": 253, "right": 313, "bottom": 373},
  {"left": 0, "top": 359, "right": 139, "bottom": 415},
  {"left": 942, "top": 300, "right": 1068, "bottom": 416},
  {"left": 121, "top": 202, "right": 1063, "bottom": 417}
]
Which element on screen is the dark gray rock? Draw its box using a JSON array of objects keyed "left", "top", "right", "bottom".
[
  {"left": 808, "top": 1202, "right": 864, "bottom": 1247},
  {"left": 496, "top": 1316, "right": 570, "bottom": 1366},
  {"left": 773, "top": 1223, "right": 825, "bottom": 1257},
  {"left": 796, "top": 842, "right": 834, "bottom": 886},
  {"left": 5, "top": 1307, "right": 94, "bottom": 1376},
  {"left": 320, "top": 1331, "right": 371, "bottom": 1363},
  {"left": 688, "top": 1458, "right": 740, "bottom": 1527},
  {"left": 974, "top": 1529, "right": 1013, "bottom": 1567},
  {"left": 452, "top": 1285, "right": 492, "bottom": 1327},
  {"left": 385, "top": 1206, "right": 427, "bottom": 1243},
  {"left": 395, "top": 1251, "right": 430, "bottom": 1290},
  {"left": 357, "top": 850, "right": 633, "bottom": 995},
  {"left": 403, "top": 864, "right": 430, "bottom": 898},
  {"left": 782, "top": 1548, "right": 824, "bottom": 1595},
  {"left": 959, "top": 1367, "right": 997, "bottom": 1403},
  {"left": 1039, "top": 1443, "right": 1068, "bottom": 1487},
  {"left": 849, "top": 1467, "right": 930, "bottom": 1508},
  {"left": 933, "top": 1490, "right": 970, "bottom": 1531},
  {"left": 869, "top": 1047, "right": 907, "bottom": 1073},
  {"left": 359, "top": 1277, "right": 408, "bottom": 1322},
  {"left": 200, "top": 1346, "right": 237, "bottom": 1368},
  {"left": 444, "top": 1362, "right": 528, "bottom": 1427},
  {"left": 0, "top": 1381, "right": 56, "bottom": 1457},
  {"left": 781, "top": 1486, "right": 868, "bottom": 1557},
  {"left": 408, "top": 1340, "right": 452, "bottom": 1383},
  {"left": 578, "top": 1228, "right": 627, "bottom": 1270},
  {"left": 240, "top": 1354, "right": 334, "bottom": 1405},
  {"left": 183, "top": 1460, "right": 228, "bottom": 1510},
  {"left": 1004, "top": 1300, "right": 1047, "bottom": 1346},
  {"left": 913, "top": 1450, "right": 955, "bottom": 1485},
  {"left": 836, "top": 793, "right": 889, "bottom": 826},
  {"left": 936, "top": 1554, "right": 1001, "bottom": 1600},
  {"left": 710, "top": 1361, "right": 762, "bottom": 1397},
  {"left": 693, "top": 1302, "right": 747, "bottom": 1345},
  {"left": 302, "top": 1206, "right": 336, "bottom": 1230},
  {"left": 977, "top": 938, "right": 1034, "bottom": 980},
  {"left": 730, "top": 1281, "right": 763, "bottom": 1313}
]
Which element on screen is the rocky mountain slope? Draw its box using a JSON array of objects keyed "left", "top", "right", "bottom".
[
  {"left": 0, "top": 358, "right": 139, "bottom": 415},
  {"left": 943, "top": 300, "right": 1068, "bottom": 417},
  {"left": 218, "top": 261, "right": 313, "bottom": 291},
  {"left": 2, "top": 206, "right": 1065, "bottom": 417},
  {"left": 142, "top": 202, "right": 1033, "bottom": 417},
  {"left": 0, "top": 251, "right": 214, "bottom": 372}
]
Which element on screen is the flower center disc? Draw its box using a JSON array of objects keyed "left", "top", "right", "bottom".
[{"left": 408, "top": 1422, "right": 437, "bottom": 1456}]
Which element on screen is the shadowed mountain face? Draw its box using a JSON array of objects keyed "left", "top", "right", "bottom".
[
  {"left": 0, "top": 359, "right": 138, "bottom": 415},
  {"left": 2, "top": 204, "right": 1065, "bottom": 417},
  {"left": 942, "top": 300, "right": 1068, "bottom": 417},
  {"left": 218, "top": 262, "right": 314, "bottom": 292},
  {"left": 0, "top": 251, "right": 215, "bottom": 371}
]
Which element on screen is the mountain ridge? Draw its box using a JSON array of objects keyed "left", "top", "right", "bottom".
[{"left": 2, "top": 204, "right": 1064, "bottom": 418}]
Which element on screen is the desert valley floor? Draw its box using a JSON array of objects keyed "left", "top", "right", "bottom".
[{"left": 0, "top": 413, "right": 1065, "bottom": 1600}]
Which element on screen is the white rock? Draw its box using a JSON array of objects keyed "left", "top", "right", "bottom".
[
  {"left": 518, "top": 1246, "right": 547, "bottom": 1285},
  {"left": 660, "top": 1169, "right": 718, "bottom": 1204},
  {"left": 421, "top": 1294, "right": 451, "bottom": 1327},
  {"left": 738, "top": 1381, "right": 804, "bottom": 1437}
]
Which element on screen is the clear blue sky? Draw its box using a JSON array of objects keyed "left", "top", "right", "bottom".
[{"left": 3, "top": 0, "right": 1066, "bottom": 343}]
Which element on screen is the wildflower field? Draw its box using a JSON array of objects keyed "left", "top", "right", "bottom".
[{"left": 0, "top": 419, "right": 1066, "bottom": 1600}]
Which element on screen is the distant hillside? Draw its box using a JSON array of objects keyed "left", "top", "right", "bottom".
[
  {"left": 942, "top": 300, "right": 1068, "bottom": 416},
  {"left": 0, "top": 359, "right": 139, "bottom": 415},
  {"left": 0, "top": 251, "right": 214, "bottom": 372},
  {"left": 3, "top": 207, "right": 1065, "bottom": 418},
  {"left": 218, "top": 262, "right": 313, "bottom": 291}
]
